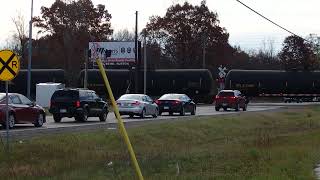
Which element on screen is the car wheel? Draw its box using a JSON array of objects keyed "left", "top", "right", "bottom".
[
  {"left": 235, "top": 103, "right": 239, "bottom": 111},
  {"left": 34, "top": 113, "right": 45, "bottom": 127},
  {"left": 169, "top": 111, "right": 173, "bottom": 116},
  {"left": 129, "top": 114, "right": 134, "bottom": 118},
  {"left": 223, "top": 107, "right": 228, "bottom": 111},
  {"left": 180, "top": 107, "right": 185, "bottom": 116},
  {"left": 6, "top": 114, "right": 15, "bottom": 129},
  {"left": 158, "top": 111, "right": 162, "bottom": 116},
  {"left": 99, "top": 109, "right": 108, "bottom": 122},
  {"left": 79, "top": 108, "right": 88, "bottom": 122},
  {"left": 53, "top": 114, "right": 62, "bottom": 123},
  {"left": 191, "top": 106, "right": 196, "bottom": 115},
  {"left": 215, "top": 106, "right": 220, "bottom": 111},
  {"left": 152, "top": 108, "right": 158, "bottom": 118},
  {"left": 140, "top": 108, "right": 146, "bottom": 118}
]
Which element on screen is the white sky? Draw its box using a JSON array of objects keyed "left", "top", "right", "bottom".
[{"left": 1, "top": 0, "right": 320, "bottom": 52}]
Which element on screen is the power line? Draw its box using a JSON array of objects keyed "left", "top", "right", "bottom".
[{"left": 235, "top": 0, "right": 312, "bottom": 43}]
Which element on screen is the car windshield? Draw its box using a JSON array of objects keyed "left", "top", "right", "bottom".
[
  {"left": 52, "top": 90, "right": 79, "bottom": 101},
  {"left": 0, "top": 94, "right": 6, "bottom": 101},
  {"left": 218, "top": 91, "right": 235, "bottom": 97},
  {"left": 118, "top": 94, "right": 143, "bottom": 101},
  {"left": 159, "top": 94, "right": 183, "bottom": 100}
]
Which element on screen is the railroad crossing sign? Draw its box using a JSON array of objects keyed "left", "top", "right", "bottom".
[
  {"left": 0, "top": 50, "right": 20, "bottom": 81},
  {"left": 218, "top": 65, "right": 227, "bottom": 78}
]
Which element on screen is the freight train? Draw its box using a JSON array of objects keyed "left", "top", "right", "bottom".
[
  {"left": 78, "top": 69, "right": 216, "bottom": 103},
  {"left": 225, "top": 69, "right": 320, "bottom": 99},
  {"left": 1, "top": 69, "right": 216, "bottom": 103}
]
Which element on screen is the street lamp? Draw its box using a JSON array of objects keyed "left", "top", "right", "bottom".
[{"left": 27, "top": 0, "right": 33, "bottom": 99}]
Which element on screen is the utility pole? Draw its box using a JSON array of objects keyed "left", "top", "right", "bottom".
[
  {"left": 202, "top": 34, "right": 206, "bottom": 69},
  {"left": 84, "top": 49, "right": 88, "bottom": 89},
  {"left": 143, "top": 35, "right": 147, "bottom": 94},
  {"left": 27, "top": 0, "right": 34, "bottom": 99},
  {"left": 202, "top": 46, "right": 206, "bottom": 69},
  {"left": 134, "top": 11, "right": 139, "bottom": 93}
]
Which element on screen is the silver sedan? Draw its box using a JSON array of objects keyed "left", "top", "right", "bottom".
[{"left": 116, "top": 94, "right": 159, "bottom": 118}]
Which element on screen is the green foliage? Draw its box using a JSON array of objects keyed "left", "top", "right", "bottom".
[{"left": 279, "top": 35, "right": 318, "bottom": 71}]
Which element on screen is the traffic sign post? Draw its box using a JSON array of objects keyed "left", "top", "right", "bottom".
[{"left": 0, "top": 50, "right": 20, "bottom": 151}]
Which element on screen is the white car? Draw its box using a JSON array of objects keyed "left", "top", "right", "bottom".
[{"left": 116, "top": 94, "right": 159, "bottom": 118}]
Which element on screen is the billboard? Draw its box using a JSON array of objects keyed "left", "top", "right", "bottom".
[{"left": 89, "top": 42, "right": 136, "bottom": 66}]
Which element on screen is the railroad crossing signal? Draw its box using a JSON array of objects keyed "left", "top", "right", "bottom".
[
  {"left": 218, "top": 65, "right": 227, "bottom": 78},
  {"left": 0, "top": 50, "right": 20, "bottom": 81}
]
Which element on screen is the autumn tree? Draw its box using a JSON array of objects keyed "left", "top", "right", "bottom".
[
  {"left": 32, "top": 0, "right": 113, "bottom": 84},
  {"left": 144, "top": 1, "right": 232, "bottom": 69},
  {"left": 279, "top": 35, "right": 318, "bottom": 71}
]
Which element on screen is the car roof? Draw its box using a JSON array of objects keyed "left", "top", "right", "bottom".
[
  {"left": 162, "top": 93, "right": 186, "bottom": 96},
  {"left": 57, "top": 88, "right": 94, "bottom": 92},
  {"left": 0, "top": 93, "right": 22, "bottom": 96},
  {"left": 220, "top": 90, "right": 240, "bottom": 92},
  {"left": 122, "top": 94, "right": 146, "bottom": 96}
]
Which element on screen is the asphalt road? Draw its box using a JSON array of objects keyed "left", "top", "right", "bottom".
[{"left": 1, "top": 102, "right": 317, "bottom": 139}]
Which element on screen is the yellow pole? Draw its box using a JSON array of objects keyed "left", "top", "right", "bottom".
[{"left": 96, "top": 58, "right": 144, "bottom": 180}]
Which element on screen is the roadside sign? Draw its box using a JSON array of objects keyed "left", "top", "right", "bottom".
[
  {"left": 0, "top": 50, "right": 20, "bottom": 81},
  {"left": 0, "top": 50, "right": 20, "bottom": 152},
  {"left": 218, "top": 65, "right": 227, "bottom": 78}
]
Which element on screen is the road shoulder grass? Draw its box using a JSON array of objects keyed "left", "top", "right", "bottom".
[{"left": 1, "top": 106, "right": 320, "bottom": 179}]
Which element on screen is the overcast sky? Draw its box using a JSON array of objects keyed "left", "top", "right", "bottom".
[{"left": 1, "top": 0, "right": 320, "bottom": 52}]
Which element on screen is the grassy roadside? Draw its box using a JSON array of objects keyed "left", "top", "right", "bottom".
[{"left": 1, "top": 106, "right": 320, "bottom": 179}]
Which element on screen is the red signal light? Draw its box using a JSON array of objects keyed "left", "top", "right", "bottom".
[
  {"left": 75, "top": 101, "right": 81, "bottom": 107},
  {"left": 173, "top": 100, "right": 180, "bottom": 104},
  {"left": 155, "top": 100, "right": 160, "bottom": 104}
]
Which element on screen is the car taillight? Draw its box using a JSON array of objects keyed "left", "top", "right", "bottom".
[
  {"left": 75, "top": 101, "right": 81, "bottom": 107},
  {"left": 155, "top": 100, "right": 160, "bottom": 104},
  {"left": 172, "top": 100, "right": 180, "bottom": 105},
  {"left": 215, "top": 95, "right": 220, "bottom": 99},
  {"left": 131, "top": 101, "right": 140, "bottom": 106},
  {"left": 229, "top": 96, "right": 236, "bottom": 101}
]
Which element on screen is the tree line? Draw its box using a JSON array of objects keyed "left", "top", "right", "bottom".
[{"left": 5, "top": 0, "right": 320, "bottom": 84}]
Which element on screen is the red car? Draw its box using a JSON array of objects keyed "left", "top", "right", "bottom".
[
  {"left": 0, "top": 93, "right": 46, "bottom": 129},
  {"left": 215, "top": 90, "right": 248, "bottom": 111}
]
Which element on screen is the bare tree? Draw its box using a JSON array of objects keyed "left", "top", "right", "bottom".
[
  {"left": 112, "top": 29, "right": 135, "bottom": 41},
  {"left": 11, "top": 12, "right": 28, "bottom": 57}
]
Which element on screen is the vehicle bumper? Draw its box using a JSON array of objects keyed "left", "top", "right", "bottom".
[
  {"left": 215, "top": 102, "right": 237, "bottom": 109},
  {"left": 118, "top": 107, "right": 143, "bottom": 115},
  {"left": 49, "top": 107, "right": 84, "bottom": 117},
  {"left": 159, "top": 105, "right": 182, "bottom": 113}
]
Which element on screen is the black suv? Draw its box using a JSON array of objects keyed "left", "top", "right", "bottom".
[{"left": 49, "top": 88, "right": 108, "bottom": 122}]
